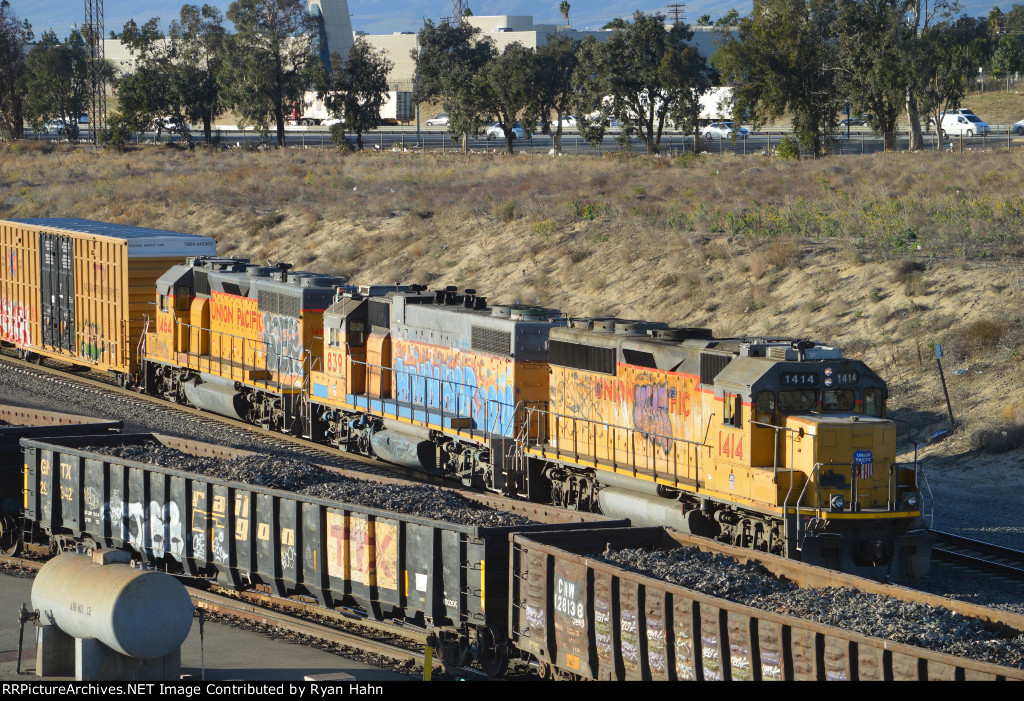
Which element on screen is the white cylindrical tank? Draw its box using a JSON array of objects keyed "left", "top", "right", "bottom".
[{"left": 32, "top": 551, "right": 193, "bottom": 659}]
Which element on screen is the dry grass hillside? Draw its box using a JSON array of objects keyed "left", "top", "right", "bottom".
[{"left": 2, "top": 140, "right": 1023, "bottom": 466}]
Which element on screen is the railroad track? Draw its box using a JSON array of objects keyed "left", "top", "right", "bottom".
[
  {"left": 0, "top": 351, "right": 447, "bottom": 486},
  {"left": 930, "top": 530, "right": 1024, "bottom": 582}
]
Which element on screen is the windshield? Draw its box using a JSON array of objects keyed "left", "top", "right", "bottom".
[{"left": 967, "top": 115, "right": 982, "bottom": 123}]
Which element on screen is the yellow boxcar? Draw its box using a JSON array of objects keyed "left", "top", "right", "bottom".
[{"left": 0, "top": 218, "right": 215, "bottom": 381}]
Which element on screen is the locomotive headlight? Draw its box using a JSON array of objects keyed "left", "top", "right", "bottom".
[
  {"left": 902, "top": 492, "right": 920, "bottom": 509},
  {"left": 824, "top": 367, "right": 833, "bottom": 377},
  {"left": 830, "top": 494, "right": 846, "bottom": 510},
  {"left": 824, "top": 377, "right": 834, "bottom": 387}
]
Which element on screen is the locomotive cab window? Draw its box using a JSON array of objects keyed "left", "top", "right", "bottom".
[
  {"left": 175, "top": 287, "right": 191, "bottom": 311},
  {"left": 754, "top": 391, "right": 775, "bottom": 425},
  {"left": 159, "top": 294, "right": 168, "bottom": 312},
  {"left": 778, "top": 389, "right": 816, "bottom": 413},
  {"left": 863, "top": 387, "right": 885, "bottom": 417},
  {"left": 347, "top": 320, "right": 367, "bottom": 347},
  {"left": 822, "top": 389, "right": 855, "bottom": 412},
  {"left": 328, "top": 327, "right": 340, "bottom": 348},
  {"left": 722, "top": 393, "right": 742, "bottom": 427}
]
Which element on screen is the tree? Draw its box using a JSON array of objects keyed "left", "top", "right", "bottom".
[
  {"left": 20, "top": 29, "right": 91, "bottom": 139},
  {"left": 315, "top": 39, "right": 393, "bottom": 150},
  {"left": 560, "top": 1, "right": 571, "bottom": 26},
  {"left": 915, "top": 18, "right": 976, "bottom": 147},
  {"left": 577, "top": 11, "right": 715, "bottom": 154},
  {"left": 174, "top": 4, "right": 227, "bottom": 143},
  {"left": 535, "top": 34, "right": 580, "bottom": 153},
  {"left": 991, "top": 35, "right": 1024, "bottom": 86},
  {"left": 697, "top": 14, "right": 712, "bottom": 25},
  {"left": 116, "top": 16, "right": 198, "bottom": 145},
  {"left": 220, "top": 0, "right": 318, "bottom": 146},
  {"left": 412, "top": 20, "right": 494, "bottom": 152},
  {"left": 0, "top": 0, "right": 31, "bottom": 140},
  {"left": 475, "top": 42, "right": 538, "bottom": 154},
  {"left": 603, "top": 17, "right": 627, "bottom": 30},
  {"left": 716, "top": 0, "right": 841, "bottom": 157},
  {"left": 834, "top": 0, "right": 913, "bottom": 151},
  {"left": 716, "top": 9, "right": 741, "bottom": 26}
]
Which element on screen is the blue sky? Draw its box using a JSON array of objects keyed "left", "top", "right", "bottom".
[{"left": 10, "top": 0, "right": 1001, "bottom": 39}]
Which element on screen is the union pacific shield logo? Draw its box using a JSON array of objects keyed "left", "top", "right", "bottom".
[{"left": 853, "top": 450, "right": 873, "bottom": 479}]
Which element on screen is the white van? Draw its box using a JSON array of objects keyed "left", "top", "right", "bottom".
[{"left": 939, "top": 112, "right": 990, "bottom": 137}]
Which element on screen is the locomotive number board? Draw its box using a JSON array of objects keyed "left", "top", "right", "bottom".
[{"left": 780, "top": 369, "right": 861, "bottom": 387}]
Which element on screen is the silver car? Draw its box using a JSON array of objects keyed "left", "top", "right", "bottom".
[
  {"left": 41, "top": 118, "right": 66, "bottom": 135},
  {"left": 425, "top": 113, "right": 449, "bottom": 127},
  {"left": 702, "top": 121, "right": 750, "bottom": 139},
  {"left": 1014, "top": 118, "right": 1024, "bottom": 136}
]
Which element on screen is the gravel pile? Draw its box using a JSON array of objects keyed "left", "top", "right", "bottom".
[
  {"left": 83, "top": 440, "right": 534, "bottom": 527},
  {"left": 600, "top": 546, "right": 1024, "bottom": 669}
]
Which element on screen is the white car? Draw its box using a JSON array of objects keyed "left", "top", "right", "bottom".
[
  {"left": 322, "top": 117, "right": 344, "bottom": 128},
  {"left": 1014, "top": 118, "right": 1024, "bottom": 136},
  {"left": 550, "top": 115, "right": 577, "bottom": 129},
  {"left": 485, "top": 122, "right": 529, "bottom": 140},
  {"left": 702, "top": 121, "right": 749, "bottom": 139},
  {"left": 154, "top": 116, "right": 189, "bottom": 133},
  {"left": 425, "top": 113, "right": 449, "bottom": 127}
]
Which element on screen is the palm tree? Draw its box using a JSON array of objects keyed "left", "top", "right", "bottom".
[{"left": 559, "top": 1, "right": 570, "bottom": 27}]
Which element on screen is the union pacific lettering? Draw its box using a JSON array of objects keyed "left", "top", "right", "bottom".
[
  {"left": 210, "top": 291, "right": 263, "bottom": 334},
  {"left": 592, "top": 375, "right": 692, "bottom": 417}
]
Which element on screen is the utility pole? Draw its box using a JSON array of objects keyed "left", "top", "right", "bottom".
[
  {"left": 667, "top": 3, "right": 685, "bottom": 24},
  {"left": 83, "top": 0, "right": 107, "bottom": 144}
]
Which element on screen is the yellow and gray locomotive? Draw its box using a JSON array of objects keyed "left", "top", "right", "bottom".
[
  {"left": 59, "top": 243, "right": 926, "bottom": 581},
  {"left": 521, "top": 322, "right": 932, "bottom": 580}
]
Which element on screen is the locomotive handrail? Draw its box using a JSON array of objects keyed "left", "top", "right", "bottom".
[
  {"left": 519, "top": 404, "right": 707, "bottom": 489},
  {"left": 341, "top": 354, "right": 519, "bottom": 437},
  {"left": 156, "top": 315, "right": 309, "bottom": 394}
]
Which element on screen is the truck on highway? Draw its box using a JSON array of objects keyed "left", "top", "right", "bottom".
[{"left": 287, "top": 91, "right": 413, "bottom": 127}]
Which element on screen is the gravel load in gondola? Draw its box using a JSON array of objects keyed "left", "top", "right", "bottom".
[
  {"left": 600, "top": 546, "right": 1024, "bottom": 669},
  {"left": 83, "top": 441, "right": 536, "bottom": 527}
]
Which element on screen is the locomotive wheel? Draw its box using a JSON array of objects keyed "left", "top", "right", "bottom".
[{"left": 476, "top": 625, "right": 509, "bottom": 678}]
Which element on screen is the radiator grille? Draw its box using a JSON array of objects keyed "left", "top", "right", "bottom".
[
  {"left": 471, "top": 326, "right": 511, "bottom": 356},
  {"left": 550, "top": 340, "right": 616, "bottom": 375},
  {"left": 700, "top": 352, "right": 731, "bottom": 385}
]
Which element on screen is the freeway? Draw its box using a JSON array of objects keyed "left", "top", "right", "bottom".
[{"left": 25, "top": 124, "right": 1024, "bottom": 156}]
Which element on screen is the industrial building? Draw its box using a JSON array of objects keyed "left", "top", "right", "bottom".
[{"left": 101, "top": 1, "right": 730, "bottom": 94}]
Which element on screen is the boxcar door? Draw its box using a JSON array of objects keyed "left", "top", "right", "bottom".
[{"left": 40, "top": 233, "right": 76, "bottom": 353}]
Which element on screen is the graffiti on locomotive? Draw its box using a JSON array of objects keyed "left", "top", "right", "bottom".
[
  {"left": 392, "top": 339, "right": 516, "bottom": 435},
  {"left": 552, "top": 367, "right": 701, "bottom": 454}
]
